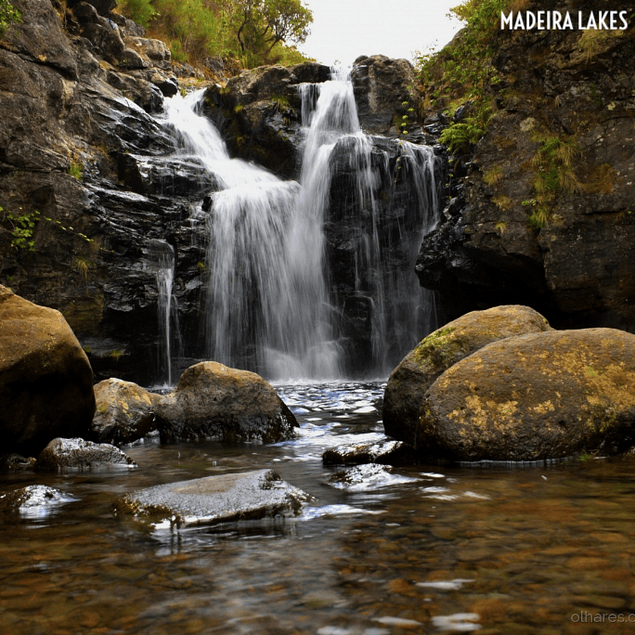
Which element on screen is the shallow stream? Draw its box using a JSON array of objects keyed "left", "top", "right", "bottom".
[{"left": 1, "top": 382, "right": 635, "bottom": 634}]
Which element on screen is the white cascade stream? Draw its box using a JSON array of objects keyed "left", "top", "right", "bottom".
[{"left": 159, "top": 67, "right": 440, "bottom": 381}]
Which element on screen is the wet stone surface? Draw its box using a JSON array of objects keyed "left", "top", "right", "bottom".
[{"left": 115, "top": 469, "right": 313, "bottom": 528}]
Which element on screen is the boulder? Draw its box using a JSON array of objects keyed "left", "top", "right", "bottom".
[
  {"left": 155, "top": 362, "right": 297, "bottom": 444},
  {"left": 418, "top": 328, "right": 635, "bottom": 462},
  {"left": 91, "top": 378, "right": 160, "bottom": 445},
  {"left": 0, "top": 286, "right": 96, "bottom": 456},
  {"left": 36, "top": 437, "right": 137, "bottom": 470},
  {"left": 114, "top": 469, "right": 313, "bottom": 528},
  {"left": 383, "top": 305, "right": 551, "bottom": 445}
]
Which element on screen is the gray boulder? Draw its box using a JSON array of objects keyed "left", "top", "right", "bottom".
[
  {"left": 155, "top": 361, "right": 297, "bottom": 444},
  {"left": 115, "top": 469, "right": 313, "bottom": 528},
  {"left": 36, "top": 437, "right": 137, "bottom": 470},
  {"left": 383, "top": 305, "right": 551, "bottom": 446}
]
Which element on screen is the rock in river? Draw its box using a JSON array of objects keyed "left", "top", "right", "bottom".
[
  {"left": 383, "top": 305, "right": 551, "bottom": 446},
  {"left": 115, "top": 469, "right": 313, "bottom": 528},
  {"left": 91, "top": 378, "right": 160, "bottom": 445},
  {"left": 418, "top": 328, "right": 635, "bottom": 462},
  {"left": 156, "top": 361, "right": 297, "bottom": 444},
  {"left": 0, "top": 285, "right": 96, "bottom": 456},
  {"left": 36, "top": 437, "right": 137, "bottom": 471}
]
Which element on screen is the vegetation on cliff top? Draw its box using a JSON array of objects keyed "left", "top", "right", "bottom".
[
  {"left": 416, "top": 0, "right": 514, "bottom": 154},
  {"left": 116, "top": 0, "right": 313, "bottom": 69}
]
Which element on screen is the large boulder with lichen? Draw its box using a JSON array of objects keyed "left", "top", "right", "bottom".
[
  {"left": 91, "top": 378, "right": 160, "bottom": 445},
  {"left": 383, "top": 305, "right": 551, "bottom": 445},
  {"left": 0, "top": 285, "right": 96, "bottom": 456},
  {"left": 155, "top": 361, "right": 297, "bottom": 444},
  {"left": 417, "top": 328, "right": 635, "bottom": 462}
]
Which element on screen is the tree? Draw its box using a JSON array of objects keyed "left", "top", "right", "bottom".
[{"left": 229, "top": 0, "right": 312, "bottom": 56}]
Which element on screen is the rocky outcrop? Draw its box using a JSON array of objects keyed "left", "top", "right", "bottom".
[
  {"left": 351, "top": 55, "right": 422, "bottom": 139},
  {"left": 383, "top": 305, "right": 551, "bottom": 445},
  {"left": 91, "top": 378, "right": 160, "bottom": 444},
  {"left": 203, "top": 62, "right": 331, "bottom": 178},
  {"left": 115, "top": 469, "right": 313, "bottom": 528},
  {"left": 155, "top": 362, "right": 298, "bottom": 444},
  {"left": 417, "top": 328, "right": 635, "bottom": 462},
  {"left": 416, "top": 8, "right": 635, "bottom": 331},
  {"left": 36, "top": 437, "right": 137, "bottom": 470},
  {"left": 0, "top": 285, "right": 95, "bottom": 456}
]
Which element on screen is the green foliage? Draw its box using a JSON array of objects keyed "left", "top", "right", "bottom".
[
  {"left": 416, "top": 0, "right": 513, "bottom": 153},
  {"left": 521, "top": 134, "right": 582, "bottom": 230},
  {"left": 116, "top": 0, "right": 313, "bottom": 69},
  {"left": 69, "top": 160, "right": 83, "bottom": 181},
  {"left": 438, "top": 115, "right": 488, "bottom": 154},
  {"left": 116, "top": 0, "right": 157, "bottom": 28},
  {"left": 1, "top": 205, "right": 95, "bottom": 253},
  {"left": 0, "top": 0, "right": 20, "bottom": 37},
  {"left": 4, "top": 208, "right": 39, "bottom": 251}
]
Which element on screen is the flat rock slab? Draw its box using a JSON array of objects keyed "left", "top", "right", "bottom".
[{"left": 115, "top": 469, "right": 314, "bottom": 528}]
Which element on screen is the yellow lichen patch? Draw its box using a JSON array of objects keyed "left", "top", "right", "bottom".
[
  {"left": 448, "top": 395, "right": 519, "bottom": 429},
  {"left": 531, "top": 400, "right": 555, "bottom": 415}
]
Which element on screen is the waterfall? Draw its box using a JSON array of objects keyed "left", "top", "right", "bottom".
[
  {"left": 159, "top": 68, "right": 440, "bottom": 380},
  {"left": 145, "top": 239, "right": 180, "bottom": 386}
]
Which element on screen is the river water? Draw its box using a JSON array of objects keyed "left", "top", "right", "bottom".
[{"left": 1, "top": 381, "right": 635, "bottom": 634}]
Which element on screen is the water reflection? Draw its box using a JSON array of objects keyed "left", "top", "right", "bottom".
[{"left": 0, "top": 382, "right": 634, "bottom": 634}]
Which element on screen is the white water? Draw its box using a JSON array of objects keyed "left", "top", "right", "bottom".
[
  {"left": 144, "top": 239, "right": 180, "bottom": 386},
  {"left": 159, "top": 67, "right": 440, "bottom": 381}
]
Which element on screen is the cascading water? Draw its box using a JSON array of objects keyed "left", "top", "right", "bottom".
[
  {"left": 159, "top": 67, "right": 441, "bottom": 380},
  {"left": 144, "top": 239, "right": 181, "bottom": 386}
]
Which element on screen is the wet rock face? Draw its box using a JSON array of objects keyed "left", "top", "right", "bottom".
[
  {"left": 351, "top": 55, "right": 421, "bottom": 137},
  {"left": 383, "top": 305, "right": 552, "bottom": 446},
  {"left": 416, "top": 18, "right": 635, "bottom": 330},
  {"left": 155, "top": 362, "right": 298, "bottom": 444},
  {"left": 418, "top": 328, "right": 635, "bottom": 462},
  {"left": 0, "top": 0, "right": 206, "bottom": 384},
  {"left": 0, "top": 286, "right": 96, "bottom": 456},
  {"left": 115, "top": 469, "right": 313, "bottom": 528}
]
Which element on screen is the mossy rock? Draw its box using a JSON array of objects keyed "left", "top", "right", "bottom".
[
  {"left": 418, "top": 328, "right": 635, "bottom": 462},
  {"left": 383, "top": 305, "right": 551, "bottom": 446}
]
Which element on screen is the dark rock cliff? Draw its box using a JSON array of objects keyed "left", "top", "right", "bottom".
[
  {"left": 416, "top": 3, "right": 635, "bottom": 331},
  {"left": 0, "top": 1, "right": 433, "bottom": 382}
]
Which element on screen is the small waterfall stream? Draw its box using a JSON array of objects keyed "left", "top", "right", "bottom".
[{"left": 158, "top": 67, "right": 441, "bottom": 381}]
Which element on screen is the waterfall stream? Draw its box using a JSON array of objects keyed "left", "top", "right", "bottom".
[{"left": 159, "top": 67, "right": 441, "bottom": 381}]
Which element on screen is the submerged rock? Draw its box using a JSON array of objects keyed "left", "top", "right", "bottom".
[
  {"left": 0, "top": 485, "right": 77, "bottom": 520},
  {"left": 418, "top": 328, "right": 635, "bottom": 462},
  {"left": 326, "top": 464, "right": 418, "bottom": 491},
  {"left": 115, "top": 469, "right": 313, "bottom": 528},
  {"left": 91, "top": 378, "right": 160, "bottom": 445},
  {"left": 155, "top": 361, "right": 297, "bottom": 444},
  {"left": 36, "top": 437, "right": 137, "bottom": 471},
  {"left": 0, "top": 286, "right": 96, "bottom": 456},
  {"left": 322, "top": 440, "right": 416, "bottom": 467},
  {"left": 383, "top": 305, "right": 551, "bottom": 446}
]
